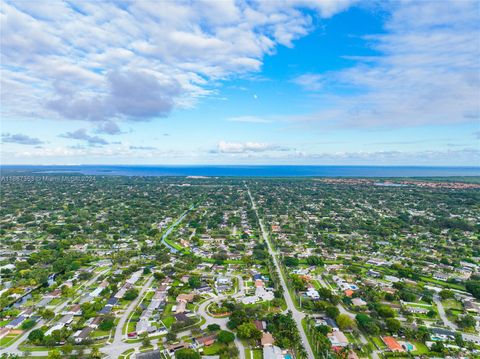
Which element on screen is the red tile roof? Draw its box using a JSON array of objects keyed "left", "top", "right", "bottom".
[{"left": 382, "top": 336, "right": 404, "bottom": 352}]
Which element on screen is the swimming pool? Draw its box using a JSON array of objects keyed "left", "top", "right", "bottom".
[
  {"left": 404, "top": 343, "right": 414, "bottom": 351},
  {"left": 284, "top": 355, "right": 292, "bottom": 359}
]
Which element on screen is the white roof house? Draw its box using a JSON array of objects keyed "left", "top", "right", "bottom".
[{"left": 306, "top": 287, "right": 319, "bottom": 300}]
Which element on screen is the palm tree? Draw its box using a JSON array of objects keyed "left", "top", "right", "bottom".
[{"left": 89, "top": 346, "right": 102, "bottom": 359}]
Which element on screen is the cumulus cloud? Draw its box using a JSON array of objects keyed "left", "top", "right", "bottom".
[
  {"left": 214, "top": 140, "right": 290, "bottom": 154},
  {"left": 95, "top": 121, "right": 123, "bottom": 135},
  {"left": 47, "top": 70, "right": 183, "bottom": 122},
  {"left": 1, "top": 0, "right": 354, "bottom": 124},
  {"left": 60, "top": 129, "right": 108, "bottom": 146},
  {"left": 291, "top": 0, "right": 480, "bottom": 128},
  {"left": 1, "top": 133, "right": 44, "bottom": 145}
]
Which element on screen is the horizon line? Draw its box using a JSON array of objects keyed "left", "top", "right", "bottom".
[{"left": 1, "top": 164, "right": 479, "bottom": 168}]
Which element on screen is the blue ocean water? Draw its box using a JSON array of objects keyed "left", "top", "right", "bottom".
[{"left": 1, "top": 165, "right": 479, "bottom": 177}]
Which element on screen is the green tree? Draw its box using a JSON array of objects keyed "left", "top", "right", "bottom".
[
  {"left": 28, "top": 329, "right": 44, "bottom": 344},
  {"left": 89, "top": 347, "right": 102, "bottom": 359},
  {"left": 175, "top": 348, "right": 200, "bottom": 359},
  {"left": 336, "top": 314, "right": 354, "bottom": 330},
  {"left": 217, "top": 330, "right": 235, "bottom": 344},
  {"left": 21, "top": 319, "right": 36, "bottom": 330},
  {"left": 41, "top": 309, "right": 55, "bottom": 321},
  {"left": 99, "top": 315, "right": 115, "bottom": 331},
  {"left": 207, "top": 324, "right": 221, "bottom": 332},
  {"left": 376, "top": 304, "right": 395, "bottom": 318},
  {"left": 439, "top": 290, "right": 454, "bottom": 300},
  {"left": 356, "top": 314, "right": 380, "bottom": 335},
  {"left": 465, "top": 280, "right": 480, "bottom": 299},
  {"left": 47, "top": 349, "right": 61, "bottom": 359},
  {"left": 325, "top": 306, "right": 340, "bottom": 319},
  {"left": 188, "top": 275, "right": 201, "bottom": 289},
  {"left": 457, "top": 315, "right": 476, "bottom": 329},
  {"left": 61, "top": 343, "right": 73, "bottom": 356},
  {"left": 385, "top": 318, "right": 402, "bottom": 333},
  {"left": 142, "top": 334, "right": 151, "bottom": 347},
  {"left": 124, "top": 288, "right": 139, "bottom": 300},
  {"left": 430, "top": 341, "right": 444, "bottom": 353},
  {"left": 284, "top": 256, "right": 299, "bottom": 267},
  {"left": 166, "top": 331, "right": 177, "bottom": 342},
  {"left": 306, "top": 256, "right": 324, "bottom": 266},
  {"left": 237, "top": 322, "right": 262, "bottom": 340}
]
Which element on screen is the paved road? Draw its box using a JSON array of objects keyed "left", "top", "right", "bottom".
[
  {"left": 434, "top": 295, "right": 458, "bottom": 331},
  {"left": 246, "top": 186, "right": 315, "bottom": 359},
  {"left": 101, "top": 275, "right": 154, "bottom": 358},
  {"left": 197, "top": 274, "right": 246, "bottom": 359}
]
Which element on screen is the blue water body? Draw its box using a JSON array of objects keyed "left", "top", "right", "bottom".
[{"left": 1, "top": 165, "right": 479, "bottom": 177}]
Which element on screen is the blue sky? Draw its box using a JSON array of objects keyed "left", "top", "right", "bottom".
[{"left": 1, "top": 0, "right": 479, "bottom": 165}]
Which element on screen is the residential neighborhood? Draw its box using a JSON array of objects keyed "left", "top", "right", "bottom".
[{"left": 1, "top": 174, "right": 479, "bottom": 358}]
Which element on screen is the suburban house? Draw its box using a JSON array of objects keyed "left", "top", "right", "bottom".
[
  {"left": 382, "top": 336, "right": 404, "bottom": 352},
  {"left": 328, "top": 329, "right": 349, "bottom": 347},
  {"left": 175, "top": 292, "right": 195, "bottom": 314}
]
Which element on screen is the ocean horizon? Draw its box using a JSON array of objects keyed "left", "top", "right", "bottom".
[{"left": 1, "top": 165, "right": 479, "bottom": 177}]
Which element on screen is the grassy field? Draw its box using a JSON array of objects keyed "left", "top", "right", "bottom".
[
  {"left": 0, "top": 333, "right": 20, "bottom": 347},
  {"left": 162, "top": 315, "right": 175, "bottom": 328},
  {"left": 202, "top": 342, "right": 224, "bottom": 355},
  {"left": 420, "top": 276, "right": 465, "bottom": 291},
  {"left": 371, "top": 336, "right": 386, "bottom": 349},
  {"left": 411, "top": 341, "right": 429, "bottom": 355},
  {"left": 442, "top": 299, "right": 463, "bottom": 310},
  {"left": 252, "top": 348, "right": 263, "bottom": 359}
]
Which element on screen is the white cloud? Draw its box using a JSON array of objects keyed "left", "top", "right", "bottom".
[
  {"left": 291, "top": 0, "right": 480, "bottom": 128},
  {"left": 226, "top": 116, "right": 271, "bottom": 123},
  {"left": 0, "top": 0, "right": 354, "bottom": 124},
  {"left": 60, "top": 129, "right": 108, "bottom": 147},
  {"left": 292, "top": 73, "right": 324, "bottom": 91},
  {"left": 1, "top": 133, "right": 44, "bottom": 145},
  {"left": 215, "top": 140, "right": 289, "bottom": 153}
]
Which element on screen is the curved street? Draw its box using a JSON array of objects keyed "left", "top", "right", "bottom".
[{"left": 197, "top": 274, "right": 246, "bottom": 359}]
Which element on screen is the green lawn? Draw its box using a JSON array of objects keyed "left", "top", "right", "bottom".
[
  {"left": 162, "top": 316, "right": 175, "bottom": 328},
  {"left": 252, "top": 348, "right": 263, "bottom": 359},
  {"left": 411, "top": 341, "right": 429, "bottom": 355},
  {"left": 127, "top": 320, "right": 136, "bottom": 333},
  {"left": 371, "top": 336, "right": 386, "bottom": 349},
  {"left": 0, "top": 334, "right": 19, "bottom": 347},
  {"left": 91, "top": 329, "right": 110, "bottom": 338},
  {"left": 119, "top": 348, "right": 135, "bottom": 359},
  {"left": 164, "top": 302, "right": 173, "bottom": 315},
  {"left": 442, "top": 299, "right": 462, "bottom": 310},
  {"left": 420, "top": 276, "right": 465, "bottom": 291},
  {"left": 202, "top": 342, "right": 224, "bottom": 355},
  {"left": 49, "top": 298, "right": 64, "bottom": 306}
]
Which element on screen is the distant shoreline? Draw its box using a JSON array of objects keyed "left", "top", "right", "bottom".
[{"left": 1, "top": 165, "right": 479, "bottom": 178}]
